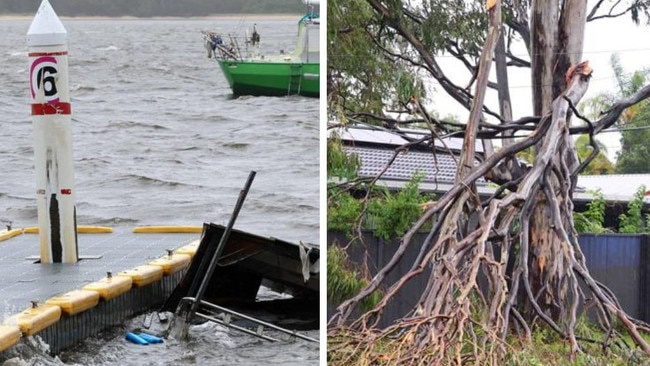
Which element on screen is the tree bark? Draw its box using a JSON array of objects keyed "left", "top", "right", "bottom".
[
  {"left": 528, "top": 0, "right": 587, "bottom": 321},
  {"left": 531, "top": 0, "right": 558, "bottom": 115}
]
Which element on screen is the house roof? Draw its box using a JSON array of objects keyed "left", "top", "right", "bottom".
[
  {"left": 343, "top": 145, "right": 487, "bottom": 187},
  {"left": 332, "top": 123, "right": 483, "bottom": 152},
  {"left": 576, "top": 174, "right": 650, "bottom": 203},
  {"left": 331, "top": 123, "right": 486, "bottom": 187},
  {"left": 330, "top": 122, "right": 650, "bottom": 205}
]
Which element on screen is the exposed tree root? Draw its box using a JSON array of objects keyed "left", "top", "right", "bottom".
[{"left": 328, "top": 20, "right": 650, "bottom": 366}]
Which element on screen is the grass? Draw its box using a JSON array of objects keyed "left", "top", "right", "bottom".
[{"left": 327, "top": 324, "right": 650, "bottom": 366}]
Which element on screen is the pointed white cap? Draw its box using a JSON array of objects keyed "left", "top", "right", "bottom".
[{"left": 26, "top": 0, "right": 67, "bottom": 46}]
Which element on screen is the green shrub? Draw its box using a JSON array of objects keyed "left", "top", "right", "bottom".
[
  {"left": 367, "top": 175, "right": 430, "bottom": 240},
  {"left": 327, "top": 246, "right": 382, "bottom": 311},
  {"left": 574, "top": 189, "right": 610, "bottom": 234},
  {"left": 327, "top": 135, "right": 360, "bottom": 181},
  {"left": 327, "top": 186, "right": 362, "bottom": 236},
  {"left": 619, "top": 185, "right": 649, "bottom": 234}
]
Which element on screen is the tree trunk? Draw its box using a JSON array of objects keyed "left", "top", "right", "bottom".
[
  {"left": 530, "top": 0, "right": 558, "bottom": 115},
  {"left": 528, "top": 0, "right": 587, "bottom": 321}
]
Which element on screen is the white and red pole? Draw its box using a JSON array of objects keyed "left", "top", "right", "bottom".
[{"left": 27, "top": 0, "right": 78, "bottom": 263}]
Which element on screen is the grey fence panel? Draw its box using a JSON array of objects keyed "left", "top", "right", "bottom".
[
  {"left": 640, "top": 235, "right": 650, "bottom": 321},
  {"left": 378, "top": 233, "right": 432, "bottom": 325},
  {"left": 579, "top": 234, "right": 643, "bottom": 320},
  {"left": 327, "top": 232, "right": 433, "bottom": 327},
  {"left": 329, "top": 232, "right": 650, "bottom": 326}
]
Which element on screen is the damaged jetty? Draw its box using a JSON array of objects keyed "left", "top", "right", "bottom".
[
  {"left": 164, "top": 171, "right": 319, "bottom": 343},
  {"left": 0, "top": 171, "right": 319, "bottom": 355},
  {"left": 0, "top": 0, "right": 319, "bottom": 356},
  {"left": 164, "top": 223, "right": 320, "bottom": 341}
]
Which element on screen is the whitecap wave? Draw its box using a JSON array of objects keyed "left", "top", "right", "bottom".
[{"left": 96, "top": 45, "right": 119, "bottom": 51}]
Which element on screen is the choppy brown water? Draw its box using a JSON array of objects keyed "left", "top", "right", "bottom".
[{"left": 0, "top": 17, "right": 319, "bottom": 365}]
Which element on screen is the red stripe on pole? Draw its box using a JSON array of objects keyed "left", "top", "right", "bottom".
[
  {"left": 60, "top": 189, "right": 72, "bottom": 195},
  {"left": 31, "top": 103, "right": 71, "bottom": 115},
  {"left": 28, "top": 51, "right": 68, "bottom": 57}
]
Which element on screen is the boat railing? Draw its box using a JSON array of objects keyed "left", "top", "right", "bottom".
[
  {"left": 203, "top": 31, "right": 265, "bottom": 61},
  {"left": 174, "top": 296, "right": 319, "bottom": 343}
]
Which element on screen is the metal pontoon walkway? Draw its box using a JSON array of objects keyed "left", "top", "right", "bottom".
[{"left": 0, "top": 229, "right": 199, "bottom": 353}]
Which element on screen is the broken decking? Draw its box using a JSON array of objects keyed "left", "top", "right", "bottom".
[{"left": 0, "top": 224, "right": 319, "bottom": 355}]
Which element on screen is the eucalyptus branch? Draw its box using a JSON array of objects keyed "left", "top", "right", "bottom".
[
  {"left": 592, "top": 83, "right": 650, "bottom": 133},
  {"left": 563, "top": 96, "right": 600, "bottom": 178},
  {"left": 587, "top": 0, "right": 643, "bottom": 22}
]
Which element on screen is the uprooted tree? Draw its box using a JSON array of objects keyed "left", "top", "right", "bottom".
[{"left": 328, "top": 0, "right": 650, "bottom": 364}]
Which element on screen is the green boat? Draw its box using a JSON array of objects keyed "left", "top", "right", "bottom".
[{"left": 204, "top": 2, "right": 319, "bottom": 98}]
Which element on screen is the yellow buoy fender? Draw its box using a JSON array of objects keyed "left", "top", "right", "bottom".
[
  {"left": 82, "top": 275, "right": 132, "bottom": 301},
  {"left": 45, "top": 290, "right": 100, "bottom": 316},
  {"left": 149, "top": 253, "right": 191, "bottom": 276},
  {"left": 117, "top": 265, "right": 163, "bottom": 287},
  {"left": 0, "top": 325, "right": 21, "bottom": 352},
  {"left": 0, "top": 229, "right": 23, "bottom": 242},
  {"left": 174, "top": 240, "right": 200, "bottom": 258},
  {"left": 10, "top": 304, "right": 61, "bottom": 336}
]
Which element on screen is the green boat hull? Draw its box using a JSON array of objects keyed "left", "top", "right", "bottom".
[{"left": 217, "top": 60, "right": 319, "bottom": 98}]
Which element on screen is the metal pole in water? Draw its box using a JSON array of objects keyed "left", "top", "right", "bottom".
[
  {"left": 173, "top": 171, "right": 256, "bottom": 339},
  {"left": 27, "top": 0, "right": 78, "bottom": 263},
  {"left": 192, "top": 170, "right": 256, "bottom": 309}
]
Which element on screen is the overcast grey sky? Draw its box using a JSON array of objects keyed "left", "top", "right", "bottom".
[{"left": 426, "top": 7, "right": 650, "bottom": 161}]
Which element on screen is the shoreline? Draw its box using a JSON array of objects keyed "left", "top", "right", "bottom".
[{"left": 0, "top": 14, "right": 302, "bottom": 21}]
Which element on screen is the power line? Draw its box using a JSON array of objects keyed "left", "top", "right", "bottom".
[
  {"left": 330, "top": 61, "right": 648, "bottom": 90},
  {"left": 327, "top": 47, "right": 650, "bottom": 60},
  {"left": 600, "top": 125, "right": 650, "bottom": 133}
]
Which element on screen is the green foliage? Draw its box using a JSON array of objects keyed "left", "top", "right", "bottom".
[
  {"left": 327, "top": 0, "right": 428, "bottom": 116},
  {"left": 574, "top": 135, "right": 613, "bottom": 175},
  {"left": 580, "top": 54, "right": 650, "bottom": 174},
  {"left": 415, "top": 0, "right": 487, "bottom": 56},
  {"left": 503, "top": 318, "right": 650, "bottom": 365},
  {"left": 326, "top": 135, "right": 363, "bottom": 237},
  {"left": 615, "top": 106, "right": 650, "bottom": 174},
  {"left": 327, "top": 246, "right": 382, "bottom": 311},
  {"left": 327, "top": 187, "right": 362, "bottom": 236},
  {"left": 619, "top": 185, "right": 650, "bottom": 233},
  {"left": 328, "top": 174, "right": 432, "bottom": 240},
  {"left": 367, "top": 175, "right": 430, "bottom": 240},
  {"left": 327, "top": 135, "right": 360, "bottom": 181},
  {"left": 573, "top": 189, "right": 610, "bottom": 234},
  {"left": 574, "top": 186, "right": 650, "bottom": 234},
  {"left": 517, "top": 146, "right": 535, "bottom": 165}
]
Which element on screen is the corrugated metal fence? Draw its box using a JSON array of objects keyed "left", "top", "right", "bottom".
[{"left": 328, "top": 232, "right": 650, "bottom": 327}]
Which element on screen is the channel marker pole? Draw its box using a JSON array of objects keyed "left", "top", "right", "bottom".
[{"left": 27, "top": 0, "right": 78, "bottom": 263}]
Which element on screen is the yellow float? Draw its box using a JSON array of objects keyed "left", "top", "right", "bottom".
[
  {"left": 9, "top": 303, "right": 61, "bottom": 336},
  {"left": 149, "top": 253, "right": 191, "bottom": 276},
  {"left": 0, "top": 325, "right": 20, "bottom": 352},
  {"left": 82, "top": 273, "right": 132, "bottom": 301},
  {"left": 0, "top": 228, "right": 23, "bottom": 242},
  {"left": 45, "top": 290, "right": 100, "bottom": 316},
  {"left": 174, "top": 239, "right": 200, "bottom": 258},
  {"left": 117, "top": 265, "right": 163, "bottom": 287}
]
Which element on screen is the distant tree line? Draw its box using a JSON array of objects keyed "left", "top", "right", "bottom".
[{"left": 0, "top": 0, "right": 310, "bottom": 17}]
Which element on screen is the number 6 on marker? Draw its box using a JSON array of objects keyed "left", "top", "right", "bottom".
[{"left": 30, "top": 56, "right": 60, "bottom": 104}]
